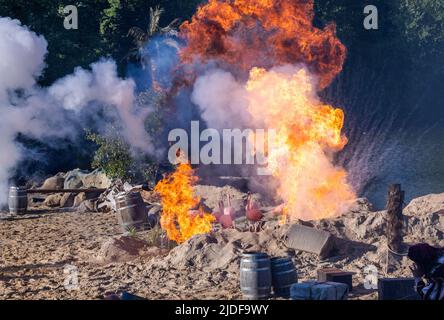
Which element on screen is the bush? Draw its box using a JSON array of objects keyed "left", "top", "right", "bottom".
[{"left": 86, "top": 128, "right": 134, "bottom": 180}]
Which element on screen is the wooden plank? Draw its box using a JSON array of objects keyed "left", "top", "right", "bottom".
[{"left": 27, "top": 189, "right": 106, "bottom": 194}]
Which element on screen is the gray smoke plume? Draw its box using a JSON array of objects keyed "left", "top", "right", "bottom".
[{"left": 0, "top": 17, "right": 154, "bottom": 205}]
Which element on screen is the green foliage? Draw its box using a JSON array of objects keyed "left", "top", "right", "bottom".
[
  {"left": 314, "top": 0, "right": 444, "bottom": 72},
  {"left": 144, "top": 225, "right": 176, "bottom": 248},
  {"left": 126, "top": 226, "right": 138, "bottom": 238},
  {"left": 396, "top": 0, "right": 444, "bottom": 58},
  {"left": 314, "top": 0, "right": 400, "bottom": 49},
  {"left": 85, "top": 125, "right": 162, "bottom": 184},
  {"left": 85, "top": 129, "right": 134, "bottom": 180}
]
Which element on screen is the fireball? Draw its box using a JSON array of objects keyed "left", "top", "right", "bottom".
[{"left": 246, "top": 66, "right": 356, "bottom": 221}]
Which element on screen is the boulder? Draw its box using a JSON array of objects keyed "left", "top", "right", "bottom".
[
  {"left": 60, "top": 192, "right": 76, "bottom": 208},
  {"left": 64, "top": 169, "right": 88, "bottom": 189},
  {"left": 406, "top": 210, "right": 444, "bottom": 242},
  {"left": 342, "top": 211, "right": 386, "bottom": 242},
  {"left": 73, "top": 193, "right": 87, "bottom": 207},
  {"left": 82, "top": 169, "right": 112, "bottom": 189},
  {"left": 77, "top": 200, "right": 96, "bottom": 213},
  {"left": 404, "top": 193, "right": 444, "bottom": 216},
  {"left": 44, "top": 193, "right": 63, "bottom": 207},
  {"left": 41, "top": 173, "right": 65, "bottom": 190}
]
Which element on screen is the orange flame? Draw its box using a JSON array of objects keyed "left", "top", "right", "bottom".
[
  {"left": 180, "top": 0, "right": 346, "bottom": 88},
  {"left": 171, "top": 0, "right": 355, "bottom": 223},
  {"left": 154, "top": 163, "right": 215, "bottom": 243},
  {"left": 246, "top": 67, "right": 355, "bottom": 221}
]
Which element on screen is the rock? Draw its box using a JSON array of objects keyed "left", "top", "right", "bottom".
[
  {"left": 44, "top": 193, "right": 63, "bottom": 207},
  {"left": 73, "top": 193, "right": 87, "bottom": 207},
  {"left": 77, "top": 200, "right": 96, "bottom": 213},
  {"left": 41, "top": 173, "right": 65, "bottom": 190},
  {"left": 82, "top": 169, "right": 112, "bottom": 189},
  {"left": 233, "top": 216, "right": 249, "bottom": 232},
  {"left": 346, "top": 198, "right": 374, "bottom": 214},
  {"left": 406, "top": 210, "right": 444, "bottom": 243},
  {"left": 342, "top": 211, "right": 386, "bottom": 242},
  {"left": 404, "top": 193, "right": 444, "bottom": 216},
  {"left": 60, "top": 193, "right": 76, "bottom": 208},
  {"left": 96, "top": 236, "right": 149, "bottom": 263},
  {"left": 64, "top": 169, "right": 88, "bottom": 189}
]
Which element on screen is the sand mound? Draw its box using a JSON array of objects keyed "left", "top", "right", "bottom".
[
  {"left": 163, "top": 225, "right": 290, "bottom": 272},
  {"left": 97, "top": 236, "right": 152, "bottom": 263}
]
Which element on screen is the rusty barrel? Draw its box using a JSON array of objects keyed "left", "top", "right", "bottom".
[
  {"left": 8, "top": 186, "right": 28, "bottom": 215},
  {"left": 115, "top": 192, "right": 148, "bottom": 233},
  {"left": 240, "top": 252, "right": 272, "bottom": 300},
  {"left": 271, "top": 257, "right": 298, "bottom": 298}
]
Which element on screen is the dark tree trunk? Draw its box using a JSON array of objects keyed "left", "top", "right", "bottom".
[{"left": 386, "top": 184, "right": 405, "bottom": 252}]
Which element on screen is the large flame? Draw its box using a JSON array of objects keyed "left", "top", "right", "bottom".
[
  {"left": 180, "top": 0, "right": 346, "bottom": 88},
  {"left": 154, "top": 163, "right": 215, "bottom": 243},
  {"left": 246, "top": 66, "right": 355, "bottom": 221},
  {"left": 157, "top": 0, "right": 355, "bottom": 235}
]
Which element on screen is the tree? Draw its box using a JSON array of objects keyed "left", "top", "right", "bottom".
[
  {"left": 126, "top": 6, "right": 181, "bottom": 90},
  {"left": 396, "top": 0, "right": 444, "bottom": 61}
]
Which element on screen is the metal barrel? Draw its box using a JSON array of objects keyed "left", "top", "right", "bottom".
[
  {"left": 8, "top": 186, "right": 28, "bottom": 215},
  {"left": 271, "top": 257, "right": 298, "bottom": 298},
  {"left": 115, "top": 192, "right": 148, "bottom": 233},
  {"left": 240, "top": 252, "right": 272, "bottom": 300}
]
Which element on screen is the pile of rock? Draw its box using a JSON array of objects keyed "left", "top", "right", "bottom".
[{"left": 32, "top": 169, "right": 112, "bottom": 212}]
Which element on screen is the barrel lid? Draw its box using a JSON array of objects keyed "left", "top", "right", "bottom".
[
  {"left": 9, "top": 186, "right": 26, "bottom": 190},
  {"left": 242, "top": 251, "right": 269, "bottom": 259}
]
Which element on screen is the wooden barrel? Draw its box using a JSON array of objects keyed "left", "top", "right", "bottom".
[
  {"left": 115, "top": 192, "right": 148, "bottom": 233},
  {"left": 271, "top": 257, "right": 298, "bottom": 298},
  {"left": 8, "top": 186, "right": 28, "bottom": 215},
  {"left": 240, "top": 252, "right": 272, "bottom": 300}
]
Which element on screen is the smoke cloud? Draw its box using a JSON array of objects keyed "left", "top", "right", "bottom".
[
  {"left": 0, "top": 17, "right": 154, "bottom": 205},
  {"left": 191, "top": 69, "right": 251, "bottom": 130}
]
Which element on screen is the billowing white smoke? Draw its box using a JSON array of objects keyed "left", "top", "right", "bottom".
[
  {"left": 191, "top": 69, "right": 251, "bottom": 130},
  {"left": 48, "top": 60, "right": 153, "bottom": 153},
  {"left": 0, "top": 18, "right": 48, "bottom": 102},
  {"left": 0, "top": 17, "right": 154, "bottom": 205}
]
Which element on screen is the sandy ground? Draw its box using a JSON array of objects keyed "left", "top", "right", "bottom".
[
  {"left": 0, "top": 209, "right": 243, "bottom": 300},
  {"left": 0, "top": 207, "right": 384, "bottom": 300},
  {"left": 4, "top": 190, "right": 443, "bottom": 300}
]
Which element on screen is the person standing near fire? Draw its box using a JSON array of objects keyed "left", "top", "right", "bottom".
[{"left": 408, "top": 243, "right": 444, "bottom": 300}]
